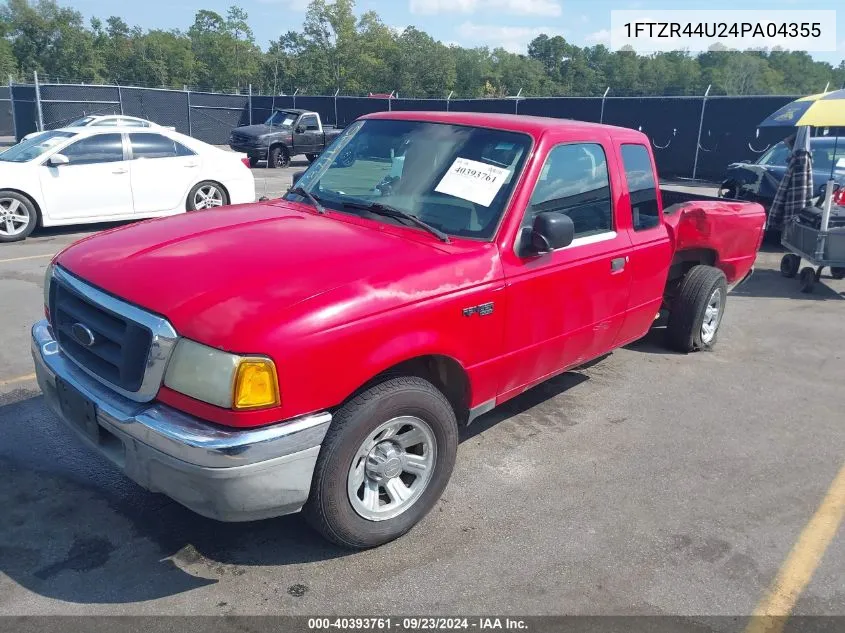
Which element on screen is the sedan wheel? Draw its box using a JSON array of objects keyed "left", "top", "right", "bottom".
[
  {"left": 187, "top": 182, "right": 229, "bottom": 211},
  {"left": 193, "top": 185, "right": 223, "bottom": 210},
  {"left": 0, "top": 194, "right": 37, "bottom": 243}
]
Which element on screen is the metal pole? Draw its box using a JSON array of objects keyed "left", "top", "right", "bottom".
[
  {"left": 600, "top": 86, "right": 610, "bottom": 123},
  {"left": 8, "top": 75, "right": 18, "bottom": 141},
  {"left": 248, "top": 83, "right": 253, "bottom": 125},
  {"left": 186, "top": 88, "right": 192, "bottom": 137},
  {"left": 293, "top": 88, "right": 299, "bottom": 109},
  {"left": 388, "top": 90, "right": 394, "bottom": 111},
  {"left": 34, "top": 71, "right": 44, "bottom": 131},
  {"left": 446, "top": 90, "right": 453, "bottom": 112},
  {"left": 117, "top": 85, "right": 124, "bottom": 114},
  {"left": 334, "top": 88, "right": 339, "bottom": 126},
  {"left": 823, "top": 81, "right": 830, "bottom": 93},
  {"left": 692, "top": 84, "right": 711, "bottom": 181},
  {"left": 514, "top": 88, "right": 522, "bottom": 114}
]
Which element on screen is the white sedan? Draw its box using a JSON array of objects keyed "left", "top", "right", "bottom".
[
  {"left": 22, "top": 115, "right": 172, "bottom": 141},
  {"left": 0, "top": 127, "right": 255, "bottom": 242}
]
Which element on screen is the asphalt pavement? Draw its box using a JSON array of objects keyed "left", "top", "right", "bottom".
[{"left": 0, "top": 174, "right": 844, "bottom": 623}]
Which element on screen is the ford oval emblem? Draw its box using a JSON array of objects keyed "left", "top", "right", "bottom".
[{"left": 71, "top": 323, "right": 96, "bottom": 347}]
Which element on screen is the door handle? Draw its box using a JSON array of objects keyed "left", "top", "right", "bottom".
[
  {"left": 112, "top": 168, "right": 128, "bottom": 174},
  {"left": 610, "top": 256, "right": 628, "bottom": 272}
]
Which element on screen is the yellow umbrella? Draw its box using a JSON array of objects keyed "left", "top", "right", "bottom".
[{"left": 759, "top": 89, "right": 845, "bottom": 128}]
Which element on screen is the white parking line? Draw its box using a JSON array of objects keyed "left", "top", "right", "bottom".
[{"left": 0, "top": 253, "right": 53, "bottom": 264}]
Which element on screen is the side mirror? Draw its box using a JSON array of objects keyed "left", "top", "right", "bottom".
[
  {"left": 295, "top": 125, "right": 306, "bottom": 134},
  {"left": 522, "top": 211, "right": 575, "bottom": 255},
  {"left": 47, "top": 154, "right": 69, "bottom": 167},
  {"left": 291, "top": 170, "right": 306, "bottom": 185}
]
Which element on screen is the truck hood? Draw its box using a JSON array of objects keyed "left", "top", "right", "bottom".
[
  {"left": 232, "top": 124, "right": 287, "bottom": 138},
  {"left": 56, "top": 202, "right": 498, "bottom": 352}
]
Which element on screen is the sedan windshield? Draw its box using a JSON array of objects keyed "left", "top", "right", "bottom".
[
  {"left": 286, "top": 119, "right": 531, "bottom": 240},
  {"left": 265, "top": 111, "right": 297, "bottom": 127},
  {"left": 0, "top": 130, "right": 76, "bottom": 163}
]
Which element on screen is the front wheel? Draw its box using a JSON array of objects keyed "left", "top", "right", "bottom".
[
  {"left": 268, "top": 145, "right": 290, "bottom": 168},
  {"left": 667, "top": 265, "right": 728, "bottom": 353},
  {"left": 305, "top": 376, "right": 458, "bottom": 549},
  {"left": 187, "top": 181, "right": 229, "bottom": 211},
  {"left": 0, "top": 191, "right": 38, "bottom": 243}
]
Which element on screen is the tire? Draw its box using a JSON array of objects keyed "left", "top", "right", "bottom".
[
  {"left": 186, "top": 181, "right": 229, "bottom": 211},
  {"left": 248, "top": 156, "right": 260, "bottom": 168},
  {"left": 667, "top": 265, "right": 728, "bottom": 353},
  {"left": 268, "top": 145, "right": 290, "bottom": 168},
  {"left": 0, "top": 191, "right": 38, "bottom": 243},
  {"left": 305, "top": 376, "right": 458, "bottom": 549},
  {"left": 719, "top": 180, "right": 738, "bottom": 199},
  {"left": 799, "top": 267, "right": 816, "bottom": 293},
  {"left": 831, "top": 267, "right": 845, "bottom": 280},
  {"left": 306, "top": 153, "right": 319, "bottom": 164},
  {"left": 780, "top": 254, "right": 801, "bottom": 278}
]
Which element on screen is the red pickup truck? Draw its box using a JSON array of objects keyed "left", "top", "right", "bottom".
[{"left": 32, "top": 112, "right": 765, "bottom": 548}]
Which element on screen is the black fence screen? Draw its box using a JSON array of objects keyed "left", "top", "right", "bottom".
[{"left": 6, "top": 82, "right": 801, "bottom": 181}]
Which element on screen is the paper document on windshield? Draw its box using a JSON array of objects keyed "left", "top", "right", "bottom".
[{"left": 435, "top": 157, "right": 511, "bottom": 207}]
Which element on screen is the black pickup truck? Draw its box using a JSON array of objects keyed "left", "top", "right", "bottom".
[{"left": 229, "top": 109, "right": 344, "bottom": 168}]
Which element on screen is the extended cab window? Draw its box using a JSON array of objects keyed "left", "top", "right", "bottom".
[
  {"left": 61, "top": 134, "right": 124, "bottom": 165},
  {"left": 620, "top": 144, "right": 660, "bottom": 231},
  {"left": 526, "top": 143, "right": 612, "bottom": 240},
  {"left": 129, "top": 133, "right": 193, "bottom": 159}
]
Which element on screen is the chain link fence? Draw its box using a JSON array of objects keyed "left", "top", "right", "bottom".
[{"left": 7, "top": 77, "right": 837, "bottom": 180}]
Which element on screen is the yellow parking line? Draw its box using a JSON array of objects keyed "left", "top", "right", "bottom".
[
  {"left": 0, "top": 372, "right": 37, "bottom": 388},
  {"left": 745, "top": 462, "right": 845, "bottom": 633},
  {"left": 0, "top": 253, "right": 53, "bottom": 264}
]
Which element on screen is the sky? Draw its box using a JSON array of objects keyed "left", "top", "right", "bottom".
[{"left": 66, "top": 0, "right": 845, "bottom": 65}]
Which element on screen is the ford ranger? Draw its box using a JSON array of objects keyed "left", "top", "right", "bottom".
[
  {"left": 32, "top": 111, "right": 766, "bottom": 549},
  {"left": 229, "top": 109, "right": 343, "bottom": 168}
]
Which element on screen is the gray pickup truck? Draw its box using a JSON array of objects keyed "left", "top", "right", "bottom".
[{"left": 229, "top": 109, "right": 344, "bottom": 168}]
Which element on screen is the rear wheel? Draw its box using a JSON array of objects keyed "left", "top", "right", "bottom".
[
  {"left": 305, "top": 376, "right": 458, "bottom": 549},
  {"left": 187, "top": 181, "right": 228, "bottom": 211},
  {"left": 0, "top": 191, "right": 38, "bottom": 243},
  {"left": 268, "top": 145, "right": 290, "bottom": 168},
  {"left": 780, "top": 254, "right": 801, "bottom": 278},
  {"left": 667, "top": 265, "right": 727, "bottom": 353}
]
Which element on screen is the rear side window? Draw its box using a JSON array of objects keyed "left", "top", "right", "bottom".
[
  {"left": 621, "top": 144, "right": 660, "bottom": 231},
  {"left": 526, "top": 142, "right": 613, "bottom": 240},
  {"left": 61, "top": 134, "right": 124, "bottom": 165},
  {"left": 129, "top": 133, "right": 193, "bottom": 159}
]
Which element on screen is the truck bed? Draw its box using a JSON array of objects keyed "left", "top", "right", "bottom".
[{"left": 660, "top": 187, "right": 766, "bottom": 284}]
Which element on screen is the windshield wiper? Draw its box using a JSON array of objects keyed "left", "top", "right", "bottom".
[
  {"left": 287, "top": 185, "right": 326, "bottom": 214},
  {"left": 341, "top": 200, "right": 450, "bottom": 243}
]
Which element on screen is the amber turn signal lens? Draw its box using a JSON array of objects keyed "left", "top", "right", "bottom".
[{"left": 233, "top": 359, "right": 280, "bottom": 409}]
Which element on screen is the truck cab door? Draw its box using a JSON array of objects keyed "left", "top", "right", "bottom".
[
  {"left": 293, "top": 114, "right": 320, "bottom": 154},
  {"left": 614, "top": 143, "right": 673, "bottom": 346},
  {"left": 498, "top": 141, "right": 633, "bottom": 400}
]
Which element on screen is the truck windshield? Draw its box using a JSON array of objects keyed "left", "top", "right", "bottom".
[
  {"left": 265, "top": 111, "right": 297, "bottom": 127},
  {"left": 287, "top": 119, "right": 531, "bottom": 240},
  {"left": 0, "top": 130, "right": 76, "bottom": 163}
]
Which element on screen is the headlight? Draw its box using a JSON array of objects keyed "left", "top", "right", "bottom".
[
  {"left": 164, "top": 339, "right": 280, "bottom": 410},
  {"left": 43, "top": 262, "right": 54, "bottom": 315}
]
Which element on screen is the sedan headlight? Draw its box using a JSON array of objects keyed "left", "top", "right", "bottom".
[{"left": 164, "top": 339, "right": 280, "bottom": 410}]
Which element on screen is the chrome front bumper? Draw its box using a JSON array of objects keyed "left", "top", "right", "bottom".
[{"left": 31, "top": 319, "right": 331, "bottom": 522}]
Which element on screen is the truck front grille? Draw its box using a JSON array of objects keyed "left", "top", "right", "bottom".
[{"left": 50, "top": 277, "right": 153, "bottom": 393}]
